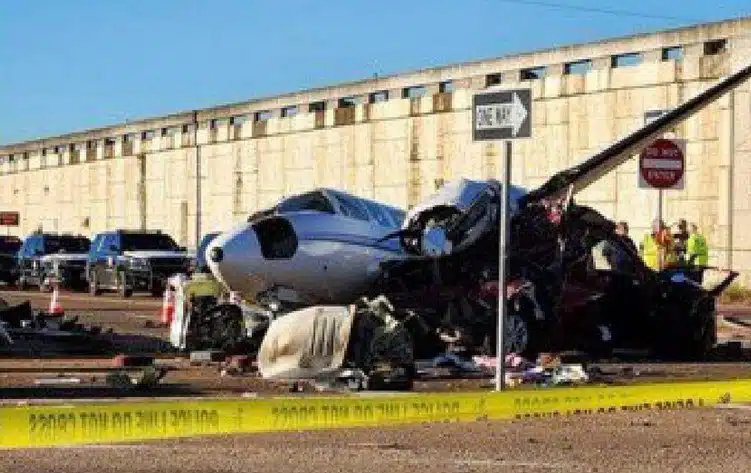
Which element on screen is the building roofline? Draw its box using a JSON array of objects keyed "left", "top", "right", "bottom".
[{"left": 2, "top": 15, "right": 750, "bottom": 151}]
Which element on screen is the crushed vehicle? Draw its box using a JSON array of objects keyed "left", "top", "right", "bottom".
[
  {"left": 0, "top": 235, "right": 21, "bottom": 286},
  {"left": 87, "top": 230, "right": 191, "bottom": 297},
  {"left": 16, "top": 233, "right": 91, "bottom": 292},
  {"left": 171, "top": 62, "right": 751, "bottom": 385}
]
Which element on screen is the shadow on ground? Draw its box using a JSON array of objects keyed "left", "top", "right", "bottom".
[{"left": 0, "top": 384, "right": 205, "bottom": 400}]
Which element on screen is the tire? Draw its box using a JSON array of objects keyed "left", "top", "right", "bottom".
[
  {"left": 117, "top": 272, "right": 133, "bottom": 298},
  {"left": 150, "top": 284, "right": 164, "bottom": 298},
  {"left": 654, "top": 310, "right": 715, "bottom": 361},
  {"left": 39, "top": 275, "right": 53, "bottom": 293},
  {"left": 587, "top": 324, "right": 615, "bottom": 361},
  {"left": 89, "top": 271, "right": 101, "bottom": 296},
  {"left": 483, "top": 308, "right": 543, "bottom": 361},
  {"left": 683, "top": 313, "right": 715, "bottom": 361}
]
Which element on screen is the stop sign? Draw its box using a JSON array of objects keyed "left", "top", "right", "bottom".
[{"left": 639, "top": 138, "right": 685, "bottom": 189}]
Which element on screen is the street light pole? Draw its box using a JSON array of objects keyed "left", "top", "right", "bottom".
[{"left": 194, "top": 111, "right": 201, "bottom": 249}]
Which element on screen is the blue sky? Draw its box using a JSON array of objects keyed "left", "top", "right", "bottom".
[{"left": 1, "top": 0, "right": 748, "bottom": 145}]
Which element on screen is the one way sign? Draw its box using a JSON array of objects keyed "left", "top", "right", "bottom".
[{"left": 472, "top": 88, "right": 532, "bottom": 141}]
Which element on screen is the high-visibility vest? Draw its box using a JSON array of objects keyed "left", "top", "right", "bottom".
[
  {"left": 687, "top": 233, "right": 708, "bottom": 266},
  {"left": 641, "top": 231, "right": 675, "bottom": 270},
  {"left": 641, "top": 234, "right": 659, "bottom": 270}
]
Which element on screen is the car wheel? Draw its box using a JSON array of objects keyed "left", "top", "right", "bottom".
[
  {"left": 39, "top": 275, "right": 53, "bottom": 293},
  {"left": 117, "top": 272, "right": 133, "bottom": 298},
  {"left": 684, "top": 314, "right": 715, "bottom": 361},
  {"left": 89, "top": 272, "right": 101, "bottom": 296},
  {"left": 151, "top": 284, "right": 164, "bottom": 298},
  {"left": 483, "top": 309, "right": 543, "bottom": 361}
]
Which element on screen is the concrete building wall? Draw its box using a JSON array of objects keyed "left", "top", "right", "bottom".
[{"left": 1, "top": 18, "right": 751, "bottom": 281}]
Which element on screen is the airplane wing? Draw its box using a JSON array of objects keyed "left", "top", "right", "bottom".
[{"left": 521, "top": 61, "right": 751, "bottom": 206}]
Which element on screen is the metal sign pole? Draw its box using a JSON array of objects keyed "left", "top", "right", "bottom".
[
  {"left": 471, "top": 87, "right": 531, "bottom": 392},
  {"left": 657, "top": 189, "right": 664, "bottom": 269},
  {"left": 495, "top": 140, "right": 512, "bottom": 391}
]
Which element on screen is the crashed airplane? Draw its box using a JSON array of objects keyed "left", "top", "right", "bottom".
[{"left": 178, "top": 62, "right": 751, "bottom": 384}]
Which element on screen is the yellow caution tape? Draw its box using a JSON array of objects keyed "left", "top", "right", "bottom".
[{"left": 2, "top": 379, "right": 751, "bottom": 449}]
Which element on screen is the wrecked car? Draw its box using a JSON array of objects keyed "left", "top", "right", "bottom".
[{"left": 372, "top": 181, "right": 738, "bottom": 360}]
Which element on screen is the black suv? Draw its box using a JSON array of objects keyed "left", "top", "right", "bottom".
[
  {"left": 0, "top": 235, "right": 22, "bottom": 285},
  {"left": 17, "top": 233, "right": 91, "bottom": 291},
  {"left": 86, "top": 230, "right": 190, "bottom": 297}
]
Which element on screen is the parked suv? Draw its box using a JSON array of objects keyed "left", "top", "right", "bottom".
[
  {"left": 17, "top": 233, "right": 91, "bottom": 292},
  {"left": 86, "top": 230, "right": 190, "bottom": 297},
  {"left": 0, "top": 235, "right": 22, "bottom": 285}
]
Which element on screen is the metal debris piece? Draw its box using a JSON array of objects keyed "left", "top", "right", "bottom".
[
  {"left": 190, "top": 349, "right": 226, "bottom": 364},
  {"left": 34, "top": 377, "right": 82, "bottom": 386},
  {"left": 105, "top": 366, "right": 168, "bottom": 390}
]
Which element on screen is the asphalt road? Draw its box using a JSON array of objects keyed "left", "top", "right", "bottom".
[{"left": 2, "top": 406, "right": 751, "bottom": 473}]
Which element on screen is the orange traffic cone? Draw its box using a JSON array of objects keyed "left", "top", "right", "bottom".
[
  {"left": 48, "top": 281, "right": 64, "bottom": 316},
  {"left": 159, "top": 285, "right": 175, "bottom": 326}
]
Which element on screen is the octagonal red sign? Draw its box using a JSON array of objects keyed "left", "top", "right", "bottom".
[{"left": 639, "top": 138, "right": 685, "bottom": 189}]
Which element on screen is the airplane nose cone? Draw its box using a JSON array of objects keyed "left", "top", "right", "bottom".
[{"left": 206, "top": 222, "right": 267, "bottom": 298}]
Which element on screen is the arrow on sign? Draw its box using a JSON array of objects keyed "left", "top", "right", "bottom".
[{"left": 475, "top": 92, "right": 529, "bottom": 137}]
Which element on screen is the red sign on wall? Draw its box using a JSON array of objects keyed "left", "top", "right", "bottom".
[{"left": 0, "top": 212, "right": 20, "bottom": 226}]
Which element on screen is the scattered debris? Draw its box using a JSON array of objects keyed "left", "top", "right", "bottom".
[
  {"left": 34, "top": 376, "right": 83, "bottom": 386},
  {"left": 112, "top": 354, "right": 155, "bottom": 368},
  {"left": 105, "top": 366, "right": 168, "bottom": 390},
  {"left": 0, "top": 299, "right": 114, "bottom": 355},
  {"left": 220, "top": 355, "right": 255, "bottom": 376},
  {"left": 256, "top": 297, "right": 415, "bottom": 391},
  {"left": 190, "top": 349, "right": 226, "bottom": 364}
]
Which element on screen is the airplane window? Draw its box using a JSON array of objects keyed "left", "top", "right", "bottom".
[
  {"left": 277, "top": 192, "right": 335, "bottom": 214},
  {"left": 330, "top": 192, "right": 370, "bottom": 221}
]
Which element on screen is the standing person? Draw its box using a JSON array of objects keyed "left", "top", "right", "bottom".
[
  {"left": 640, "top": 219, "right": 674, "bottom": 270},
  {"left": 615, "top": 221, "right": 637, "bottom": 254},
  {"left": 672, "top": 219, "right": 690, "bottom": 264},
  {"left": 686, "top": 223, "right": 709, "bottom": 266}
]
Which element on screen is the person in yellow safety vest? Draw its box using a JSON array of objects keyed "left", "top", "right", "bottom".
[
  {"left": 641, "top": 218, "right": 675, "bottom": 270},
  {"left": 686, "top": 223, "right": 708, "bottom": 266}
]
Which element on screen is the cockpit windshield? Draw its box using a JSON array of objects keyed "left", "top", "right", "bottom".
[
  {"left": 328, "top": 191, "right": 371, "bottom": 222},
  {"left": 276, "top": 191, "right": 335, "bottom": 214}
]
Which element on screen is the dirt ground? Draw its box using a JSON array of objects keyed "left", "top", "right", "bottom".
[{"left": 2, "top": 406, "right": 751, "bottom": 473}]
